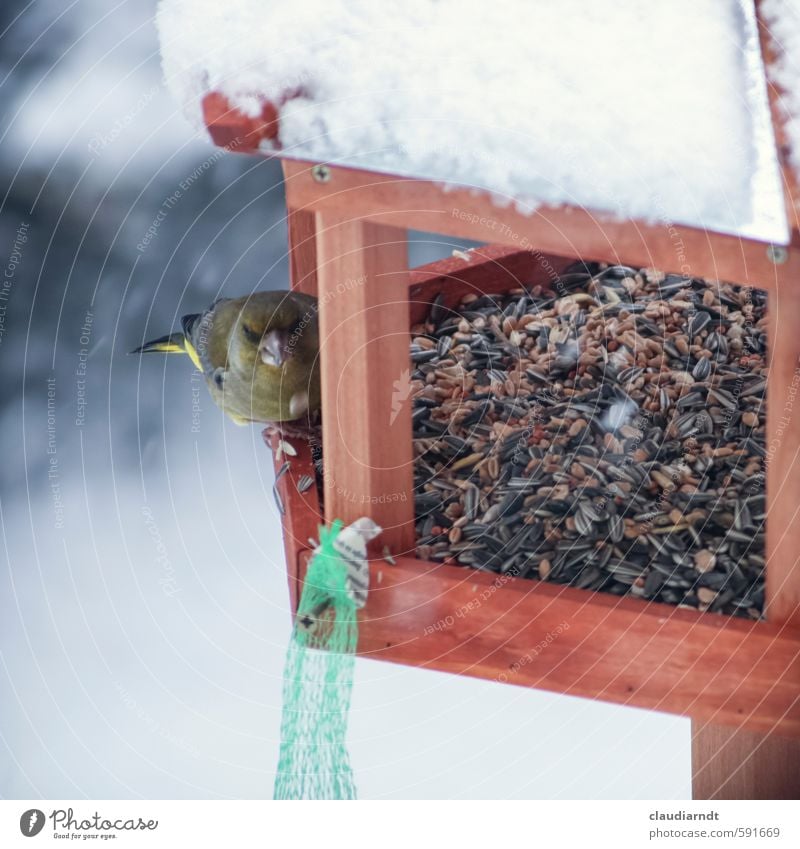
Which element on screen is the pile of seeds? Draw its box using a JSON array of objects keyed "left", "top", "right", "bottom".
[{"left": 410, "top": 262, "right": 767, "bottom": 618}]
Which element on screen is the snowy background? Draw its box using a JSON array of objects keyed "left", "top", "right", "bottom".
[{"left": 0, "top": 0, "right": 693, "bottom": 799}]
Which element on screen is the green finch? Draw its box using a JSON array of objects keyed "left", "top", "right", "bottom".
[{"left": 131, "top": 290, "right": 320, "bottom": 425}]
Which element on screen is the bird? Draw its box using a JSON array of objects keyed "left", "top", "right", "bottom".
[{"left": 131, "top": 290, "right": 320, "bottom": 427}]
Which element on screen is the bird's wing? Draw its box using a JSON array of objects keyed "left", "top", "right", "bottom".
[{"left": 191, "top": 301, "right": 232, "bottom": 377}]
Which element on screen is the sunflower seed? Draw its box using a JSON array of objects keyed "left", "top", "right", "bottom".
[
  {"left": 296, "top": 475, "right": 314, "bottom": 494},
  {"left": 692, "top": 358, "right": 711, "bottom": 380},
  {"left": 689, "top": 311, "right": 711, "bottom": 336},
  {"left": 411, "top": 264, "right": 767, "bottom": 618}
]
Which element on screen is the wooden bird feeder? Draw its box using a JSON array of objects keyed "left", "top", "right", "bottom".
[{"left": 193, "top": 3, "right": 800, "bottom": 799}]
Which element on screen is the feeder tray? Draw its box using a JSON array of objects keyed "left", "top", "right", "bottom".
[{"left": 188, "top": 0, "right": 800, "bottom": 798}]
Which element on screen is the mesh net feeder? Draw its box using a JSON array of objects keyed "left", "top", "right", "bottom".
[{"left": 274, "top": 518, "right": 378, "bottom": 800}]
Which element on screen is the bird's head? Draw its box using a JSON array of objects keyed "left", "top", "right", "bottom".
[{"left": 228, "top": 294, "right": 318, "bottom": 373}]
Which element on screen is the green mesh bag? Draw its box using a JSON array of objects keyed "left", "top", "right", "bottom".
[{"left": 273, "top": 520, "right": 360, "bottom": 800}]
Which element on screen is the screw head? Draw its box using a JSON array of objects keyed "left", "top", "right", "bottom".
[
  {"left": 311, "top": 164, "right": 331, "bottom": 184},
  {"left": 767, "top": 244, "right": 789, "bottom": 264}
]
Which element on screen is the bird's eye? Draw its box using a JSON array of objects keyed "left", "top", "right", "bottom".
[
  {"left": 241, "top": 323, "right": 262, "bottom": 344},
  {"left": 213, "top": 370, "right": 224, "bottom": 388}
]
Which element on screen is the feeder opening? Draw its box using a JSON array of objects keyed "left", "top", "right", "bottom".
[{"left": 408, "top": 256, "right": 768, "bottom": 619}]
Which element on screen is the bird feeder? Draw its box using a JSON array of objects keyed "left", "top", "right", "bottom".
[{"left": 167, "top": 0, "right": 800, "bottom": 798}]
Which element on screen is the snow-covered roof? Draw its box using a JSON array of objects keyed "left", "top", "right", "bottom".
[
  {"left": 157, "top": 0, "right": 791, "bottom": 243},
  {"left": 762, "top": 0, "right": 800, "bottom": 204}
]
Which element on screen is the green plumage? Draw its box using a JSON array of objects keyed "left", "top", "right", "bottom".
[{"left": 132, "top": 290, "right": 320, "bottom": 424}]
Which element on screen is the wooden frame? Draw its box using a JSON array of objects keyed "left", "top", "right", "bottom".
[
  {"left": 202, "top": 5, "right": 800, "bottom": 796},
  {"left": 266, "top": 239, "right": 800, "bottom": 739},
  {"left": 274, "top": 168, "right": 800, "bottom": 797}
]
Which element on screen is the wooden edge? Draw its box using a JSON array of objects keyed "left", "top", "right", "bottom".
[
  {"left": 755, "top": 0, "right": 800, "bottom": 234},
  {"left": 314, "top": 216, "right": 415, "bottom": 552},
  {"left": 692, "top": 720, "right": 800, "bottom": 799},
  {"left": 264, "top": 428, "right": 321, "bottom": 612},
  {"left": 281, "top": 158, "right": 793, "bottom": 294},
  {"left": 202, "top": 92, "right": 280, "bottom": 152},
  {"left": 361, "top": 556, "right": 800, "bottom": 739},
  {"left": 408, "top": 243, "right": 554, "bottom": 287},
  {"left": 202, "top": 90, "right": 306, "bottom": 153},
  {"left": 408, "top": 244, "right": 576, "bottom": 324},
  {"left": 289, "top": 549, "right": 800, "bottom": 738},
  {"left": 200, "top": 94, "right": 794, "bottom": 285},
  {"left": 285, "top": 205, "right": 319, "bottom": 297},
  {"left": 706, "top": 9, "right": 800, "bottom": 784},
  {"left": 765, "top": 273, "right": 800, "bottom": 626}
]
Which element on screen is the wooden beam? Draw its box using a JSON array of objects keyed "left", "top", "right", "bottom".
[
  {"left": 407, "top": 242, "right": 574, "bottom": 322},
  {"left": 292, "top": 552, "right": 800, "bottom": 738},
  {"left": 285, "top": 206, "right": 319, "bottom": 297},
  {"left": 692, "top": 724, "right": 800, "bottom": 799},
  {"left": 204, "top": 94, "right": 795, "bottom": 284},
  {"left": 693, "top": 267, "right": 800, "bottom": 798},
  {"left": 766, "top": 266, "right": 800, "bottom": 626},
  {"left": 202, "top": 91, "right": 281, "bottom": 151},
  {"left": 265, "top": 429, "right": 320, "bottom": 613},
  {"left": 314, "top": 214, "right": 415, "bottom": 553},
  {"left": 692, "top": 63, "right": 800, "bottom": 791},
  {"left": 281, "top": 158, "right": 789, "bottom": 294}
]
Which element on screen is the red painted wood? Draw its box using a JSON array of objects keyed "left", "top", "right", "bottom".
[
  {"left": 285, "top": 205, "right": 319, "bottom": 297},
  {"left": 315, "top": 216, "right": 415, "bottom": 553},
  {"left": 408, "top": 243, "right": 575, "bottom": 324},
  {"left": 281, "top": 159, "right": 790, "bottom": 294},
  {"left": 265, "top": 428, "right": 320, "bottom": 612},
  {"left": 692, "top": 722, "right": 800, "bottom": 799},
  {"left": 287, "top": 548, "right": 800, "bottom": 738},
  {"left": 202, "top": 90, "right": 305, "bottom": 152},
  {"left": 358, "top": 556, "right": 800, "bottom": 739}
]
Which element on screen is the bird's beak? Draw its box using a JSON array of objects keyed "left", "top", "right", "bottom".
[
  {"left": 259, "top": 328, "right": 292, "bottom": 367},
  {"left": 129, "top": 332, "right": 187, "bottom": 355}
]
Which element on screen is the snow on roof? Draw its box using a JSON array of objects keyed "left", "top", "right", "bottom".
[
  {"left": 157, "top": 0, "right": 788, "bottom": 243},
  {"left": 762, "top": 0, "right": 800, "bottom": 195}
]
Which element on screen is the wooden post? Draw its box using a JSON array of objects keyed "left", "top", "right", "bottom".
[
  {"left": 285, "top": 206, "right": 319, "bottom": 297},
  {"left": 765, "top": 251, "right": 800, "bottom": 625},
  {"left": 693, "top": 5, "right": 800, "bottom": 799},
  {"left": 692, "top": 256, "right": 800, "bottom": 799},
  {"left": 314, "top": 214, "right": 415, "bottom": 553},
  {"left": 274, "top": 193, "right": 324, "bottom": 610},
  {"left": 693, "top": 253, "right": 800, "bottom": 799},
  {"left": 692, "top": 724, "right": 800, "bottom": 800}
]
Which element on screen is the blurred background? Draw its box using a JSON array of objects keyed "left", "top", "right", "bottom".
[{"left": 0, "top": 0, "right": 689, "bottom": 798}]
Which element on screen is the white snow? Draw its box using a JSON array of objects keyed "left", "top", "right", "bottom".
[
  {"left": 157, "top": 0, "right": 789, "bottom": 242},
  {"left": 762, "top": 0, "right": 800, "bottom": 196}
]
